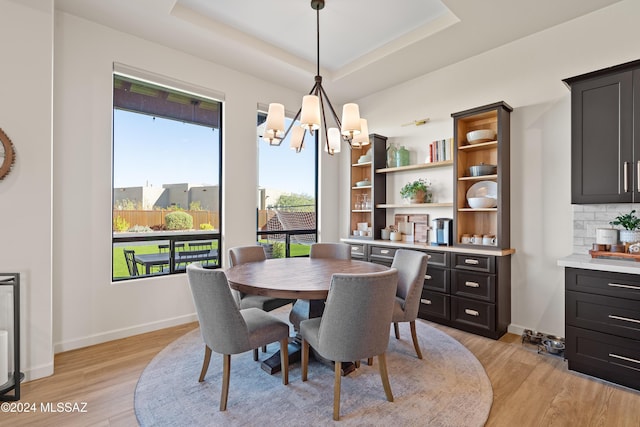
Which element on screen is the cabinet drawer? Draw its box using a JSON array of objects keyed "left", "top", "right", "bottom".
[
  {"left": 453, "top": 253, "right": 495, "bottom": 273},
  {"left": 566, "top": 268, "right": 640, "bottom": 300},
  {"left": 451, "top": 270, "right": 495, "bottom": 302},
  {"left": 566, "top": 291, "right": 640, "bottom": 340},
  {"left": 451, "top": 296, "right": 495, "bottom": 332},
  {"left": 370, "top": 246, "right": 397, "bottom": 259},
  {"left": 419, "top": 290, "right": 450, "bottom": 321},
  {"left": 349, "top": 244, "right": 365, "bottom": 259},
  {"left": 566, "top": 326, "right": 640, "bottom": 391},
  {"left": 423, "top": 266, "right": 450, "bottom": 293},
  {"left": 423, "top": 250, "right": 448, "bottom": 267}
]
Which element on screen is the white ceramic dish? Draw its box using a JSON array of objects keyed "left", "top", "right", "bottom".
[
  {"left": 355, "top": 179, "right": 370, "bottom": 187},
  {"left": 358, "top": 155, "right": 371, "bottom": 163},
  {"left": 466, "top": 129, "right": 495, "bottom": 144},
  {"left": 467, "top": 197, "right": 495, "bottom": 209},
  {"left": 466, "top": 181, "right": 497, "bottom": 206}
]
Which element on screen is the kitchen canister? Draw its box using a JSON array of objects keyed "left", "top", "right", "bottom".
[{"left": 596, "top": 228, "right": 618, "bottom": 246}]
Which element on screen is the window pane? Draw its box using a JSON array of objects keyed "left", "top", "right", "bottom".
[
  {"left": 112, "top": 74, "right": 222, "bottom": 280},
  {"left": 257, "top": 115, "right": 317, "bottom": 257}
]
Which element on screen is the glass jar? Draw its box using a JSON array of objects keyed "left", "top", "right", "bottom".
[
  {"left": 396, "top": 145, "right": 410, "bottom": 167},
  {"left": 386, "top": 143, "right": 397, "bottom": 168}
]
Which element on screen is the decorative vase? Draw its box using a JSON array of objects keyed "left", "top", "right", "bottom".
[
  {"left": 395, "top": 145, "right": 410, "bottom": 167},
  {"left": 386, "top": 144, "right": 397, "bottom": 168},
  {"left": 619, "top": 229, "right": 640, "bottom": 243}
]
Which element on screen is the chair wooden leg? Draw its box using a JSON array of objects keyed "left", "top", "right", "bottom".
[
  {"left": 301, "top": 340, "right": 309, "bottom": 382},
  {"left": 393, "top": 322, "right": 400, "bottom": 339},
  {"left": 279, "top": 338, "right": 289, "bottom": 385},
  {"left": 333, "top": 361, "right": 342, "bottom": 421},
  {"left": 220, "top": 354, "right": 231, "bottom": 411},
  {"left": 378, "top": 353, "right": 394, "bottom": 402},
  {"left": 355, "top": 360, "right": 360, "bottom": 368},
  {"left": 199, "top": 345, "right": 212, "bottom": 382},
  {"left": 409, "top": 320, "right": 423, "bottom": 359},
  {"left": 253, "top": 348, "right": 258, "bottom": 361}
]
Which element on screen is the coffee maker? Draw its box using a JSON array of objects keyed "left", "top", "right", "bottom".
[{"left": 432, "top": 218, "right": 453, "bottom": 246}]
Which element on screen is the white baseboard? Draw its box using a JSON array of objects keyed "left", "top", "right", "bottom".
[
  {"left": 21, "top": 362, "right": 54, "bottom": 383},
  {"left": 53, "top": 313, "right": 198, "bottom": 353}
]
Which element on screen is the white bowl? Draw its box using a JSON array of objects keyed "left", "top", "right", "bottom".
[
  {"left": 467, "top": 197, "right": 496, "bottom": 208},
  {"left": 466, "top": 129, "right": 496, "bottom": 144}
]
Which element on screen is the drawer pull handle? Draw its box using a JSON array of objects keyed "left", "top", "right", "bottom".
[
  {"left": 351, "top": 247, "right": 358, "bottom": 251},
  {"left": 380, "top": 249, "right": 389, "bottom": 254},
  {"left": 424, "top": 275, "right": 432, "bottom": 280},
  {"left": 608, "top": 282, "right": 640, "bottom": 290},
  {"left": 608, "top": 314, "right": 640, "bottom": 324},
  {"left": 465, "top": 281, "right": 480, "bottom": 288},
  {"left": 464, "top": 259, "right": 479, "bottom": 265},
  {"left": 427, "top": 255, "right": 432, "bottom": 259},
  {"left": 421, "top": 299, "right": 432, "bottom": 305},
  {"left": 465, "top": 309, "right": 480, "bottom": 317},
  {"left": 609, "top": 353, "right": 640, "bottom": 365}
]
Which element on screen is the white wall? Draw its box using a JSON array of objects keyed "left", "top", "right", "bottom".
[
  {"left": 351, "top": 0, "right": 640, "bottom": 336},
  {"left": 50, "top": 11, "right": 341, "bottom": 373},
  {"left": 0, "top": 0, "right": 54, "bottom": 381}
]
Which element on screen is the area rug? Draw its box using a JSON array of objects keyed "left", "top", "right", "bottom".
[{"left": 135, "top": 316, "right": 493, "bottom": 426}]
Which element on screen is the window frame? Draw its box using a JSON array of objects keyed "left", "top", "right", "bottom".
[{"left": 111, "top": 67, "right": 223, "bottom": 281}]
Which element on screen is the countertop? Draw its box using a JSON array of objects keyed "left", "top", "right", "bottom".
[
  {"left": 558, "top": 253, "right": 640, "bottom": 274},
  {"left": 340, "top": 238, "right": 516, "bottom": 257}
]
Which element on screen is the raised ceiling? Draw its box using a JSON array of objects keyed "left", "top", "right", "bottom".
[{"left": 55, "top": 0, "right": 622, "bottom": 103}]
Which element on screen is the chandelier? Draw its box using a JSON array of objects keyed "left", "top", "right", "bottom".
[{"left": 262, "top": 0, "right": 370, "bottom": 154}]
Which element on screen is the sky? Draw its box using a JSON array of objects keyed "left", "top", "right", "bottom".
[{"left": 113, "top": 110, "right": 316, "bottom": 196}]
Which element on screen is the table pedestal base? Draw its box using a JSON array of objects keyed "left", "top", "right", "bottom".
[{"left": 260, "top": 299, "right": 355, "bottom": 376}]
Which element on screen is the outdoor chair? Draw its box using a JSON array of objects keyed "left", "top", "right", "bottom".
[{"left": 123, "top": 249, "right": 139, "bottom": 277}]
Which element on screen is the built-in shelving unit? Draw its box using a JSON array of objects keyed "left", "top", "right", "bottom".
[
  {"left": 452, "top": 102, "right": 512, "bottom": 249},
  {"left": 349, "top": 134, "right": 387, "bottom": 239}
]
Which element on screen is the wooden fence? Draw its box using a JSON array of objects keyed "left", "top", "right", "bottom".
[{"left": 113, "top": 210, "right": 218, "bottom": 230}]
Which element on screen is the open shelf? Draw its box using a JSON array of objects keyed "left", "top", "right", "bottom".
[
  {"left": 376, "top": 160, "right": 452, "bottom": 174},
  {"left": 378, "top": 202, "right": 453, "bottom": 208}
]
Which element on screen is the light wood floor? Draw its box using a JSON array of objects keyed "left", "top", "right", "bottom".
[{"left": 2, "top": 320, "right": 639, "bottom": 427}]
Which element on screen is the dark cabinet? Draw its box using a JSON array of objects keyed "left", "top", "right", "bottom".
[
  {"left": 565, "top": 267, "right": 640, "bottom": 391},
  {"left": 564, "top": 59, "right": 640, "bottom": 204}
]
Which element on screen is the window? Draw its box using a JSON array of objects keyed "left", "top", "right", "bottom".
[
  {"left": 112, "top": 71, "right": 223, "bottom": 280},
  {"left": 256, "top": 112, "right": 317, "bottom": 257}
]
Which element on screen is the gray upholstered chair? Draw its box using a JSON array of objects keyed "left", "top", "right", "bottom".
[
  {"left": 300, "top": 268, "right": 398, "bottom": 421},
  {"left": 390, "top": 249, "right": 429, "bottom": 359},
  {"left": 228, "top": 245, "right": 295, "bottom": 359},
  {"left": 186, "top": 263, "right": 290, "bottom": 411},
  {"left": 309, "top": 242, "right": 351, "bottom": 260},
  {"left": 228, "top": 245, "right": 295, "bottom": 312}
]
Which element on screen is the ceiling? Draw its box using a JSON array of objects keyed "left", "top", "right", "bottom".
[{"left": 55, "top": 0, "right": 622, "bottom": 103}]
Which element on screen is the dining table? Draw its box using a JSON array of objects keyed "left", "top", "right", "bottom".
[{"left": 225, "top": 257, "right": 390, "bottom": 375}]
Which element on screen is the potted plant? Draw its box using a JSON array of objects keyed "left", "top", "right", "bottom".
[
  {"left": 609, "top": 210, "right": 640, "bottom": 243},
  {"left": 400, "top": 178, "right": 432, "bottom": 203}
]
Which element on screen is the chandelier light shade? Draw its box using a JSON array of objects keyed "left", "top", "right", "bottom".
[
  {"left": 263, "top": 103, "right": 285, "bottom": 145},
  {"left": 340, "top": 103, "right": 361, "bottom": 138},
  {"left": 351, "top": 118, "right": 370, "bottom": 148},
  {"left": 290, "top": 126, "right": 305, "bottom": 152},
  {"left": 262, "top": 0, "right": 369, "bottom": 155},
  {"left": 300, "top": 95, "right": 321, "bottom": 130},
  {"left": 326, "top": 127, "right": 341, "bottom": 154}
]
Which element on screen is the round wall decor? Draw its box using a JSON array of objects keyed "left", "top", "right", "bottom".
[{"left": 0, "top": 128, "right": 16, "bottom": 180}]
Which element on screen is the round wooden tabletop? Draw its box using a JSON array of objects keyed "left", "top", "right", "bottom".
[{"left": 225, "top": 257, "right": 389, "bottom": 300}]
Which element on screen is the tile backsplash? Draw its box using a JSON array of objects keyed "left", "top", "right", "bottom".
[{"left": 573, "top": 204, "right": 640, "bottom": 254}]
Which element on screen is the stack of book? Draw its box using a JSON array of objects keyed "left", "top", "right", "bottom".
[{"left": 426, "top": 138, "right": 453, "bottom": 163}]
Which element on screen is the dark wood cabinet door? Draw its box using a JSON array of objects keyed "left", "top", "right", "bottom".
[{"left": 570, "top": 71, "right": 633, "bottom": 203}]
